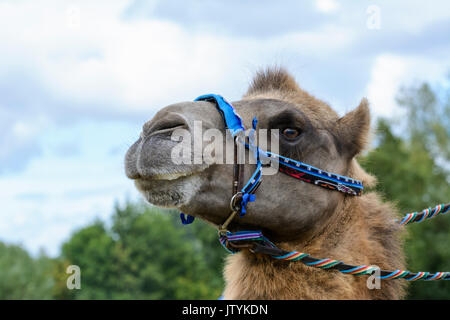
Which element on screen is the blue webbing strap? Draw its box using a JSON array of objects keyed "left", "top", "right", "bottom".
[
  {"left": 195, "top": 94, "right": 244, "bottom": 136},
  {"left": 180, "top": 212, "right": 195, "bottom": 225}
]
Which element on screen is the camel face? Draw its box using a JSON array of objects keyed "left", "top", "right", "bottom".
[
  {"left": 125, "top": 69, "right": 408, "bottom": 300},
  {"left": 124, "top": 100, "right": 222, "bottom": 208},
  {"left": 125, "top": 68, "right": 372, "bottom": 241}
]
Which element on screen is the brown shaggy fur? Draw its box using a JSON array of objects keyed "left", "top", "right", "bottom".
[{"left": 223, "top": 67, "right": 407, "bottom": 299}]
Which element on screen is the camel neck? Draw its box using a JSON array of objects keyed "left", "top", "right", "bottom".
[
  {"left": 265, "top": 195, "right": 358, "bottom": 253},
  {"left": 298, "top": 196, "right": 358, "bottom": 251},
  {"left": 222, "top": 197, "right": 366, "bottom": 299}
]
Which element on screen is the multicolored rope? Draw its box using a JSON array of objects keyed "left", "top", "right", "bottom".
[
  {"left": 219, "top": 203, "right": 450, "bottom": 281},
  {"left": 398, "top": 203, "right": 450, "bottom": 226}
]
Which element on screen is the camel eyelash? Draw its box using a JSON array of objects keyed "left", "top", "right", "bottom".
[{"left": 281, "top": 127, "right": 303, "bottom": 140}]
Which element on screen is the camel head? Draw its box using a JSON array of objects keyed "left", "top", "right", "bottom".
[{"left": 125, "top": 68, "right": 374, "bottom": 242}]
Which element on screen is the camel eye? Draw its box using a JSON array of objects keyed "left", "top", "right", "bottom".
[{"left": 282, "top": 128, "right": 301, "bottom": 140}]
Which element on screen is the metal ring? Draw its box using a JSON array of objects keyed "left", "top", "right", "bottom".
[{"left": 229, "top": 192, "right": 243, "bottom": 211}]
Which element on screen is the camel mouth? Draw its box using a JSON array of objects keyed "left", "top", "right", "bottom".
[
  {"left": 134, "top": 162, "right": 211, "bottom": 183},
  {"left": 141, "top": 171, "right": 196, "bottom": 181},
  {"left": 133, "top": 167, "right": 208, "bottom": 208},
  {"left": 134, "top": 170, "right": 197, "bottom": 190}
]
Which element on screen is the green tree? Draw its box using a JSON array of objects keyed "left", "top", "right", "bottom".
[
  {"left": 397, "top": 81, "right": 450, "bottom": 162},
  {"left": 0, "top": 242, "right": 54, "bottom": 299},
  {"left": 59, "top": 202, "right": 226, "bottom": 299},
  {"left": 360, "top": 80, "right": 450, "bottom": 299},
  {"left": 59, "top": 221, "right": 121, "bottom": 299}
]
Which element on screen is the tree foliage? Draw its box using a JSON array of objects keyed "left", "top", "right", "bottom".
[
  {"left": 57, "top": 203, "right": 226, "bottom": 299},
  {"left": 360, "top": 80, "right": 450, "bottom": 299},
  {"left": 0, "top": 242, "right": 54, "bottom": 299}
]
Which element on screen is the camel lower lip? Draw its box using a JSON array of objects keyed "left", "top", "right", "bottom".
[
  {"left": 134, "top": 163, "right": 211, "bottom": 183},
  {"left": 134, "top": 172, "right": 193, "bottom": 188},
  {"left": 134, "top": 171, "right": 203, "bottom": 208},
  {"left": 150, "top": 171, "right": 194, "bottom": 181}
]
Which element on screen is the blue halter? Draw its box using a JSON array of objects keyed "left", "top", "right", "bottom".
[{"left": 180, "top": 94, "right": 363, "bottom": 225}]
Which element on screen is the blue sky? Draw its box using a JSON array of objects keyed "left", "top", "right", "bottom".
[{"left": 1, "top": 0, "right": 449, "bottom": 256}]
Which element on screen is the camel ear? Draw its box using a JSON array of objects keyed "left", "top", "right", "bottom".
[{"left": 336, "top": 98, "right": 371, "bottom": 158}]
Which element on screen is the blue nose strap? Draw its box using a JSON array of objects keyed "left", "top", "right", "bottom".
[{"left": 195, "top": 94, "right": 245, "bottom": 137}]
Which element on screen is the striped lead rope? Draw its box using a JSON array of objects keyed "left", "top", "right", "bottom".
[{"left": 219, "top": 203, "right": 450, "bottom": 281}]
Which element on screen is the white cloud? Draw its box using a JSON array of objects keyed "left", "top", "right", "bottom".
[
  {"left": 376, "top": 1, "right": 450, "bottom": 34},
  {"left": 275, "top": 24, "right": 355, "bottom": 55},
  {"left": 315, "top": 0, "right": 340, "bottom": 13},
  {"left": 11, "top": 116, "right": 49, "bottom": 140},
  {"left": 0, "top": 120, "right": 142, "bottom": 256},
  {"left": 366, "top": 55, "right": 408, "bottom": 118},
  {"left": 0, "top": 0, "right": 361, "bottom": 117},
  {"left": 366, "top": 54, "right": 450, "bottom": 119}
]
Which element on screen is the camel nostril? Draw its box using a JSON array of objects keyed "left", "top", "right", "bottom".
[
  {"left": 151, "top": 122, "right": 187, "bottom": 135},
  {"left": 143, "top": 113, "right": 189, "bottom": 137}
]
